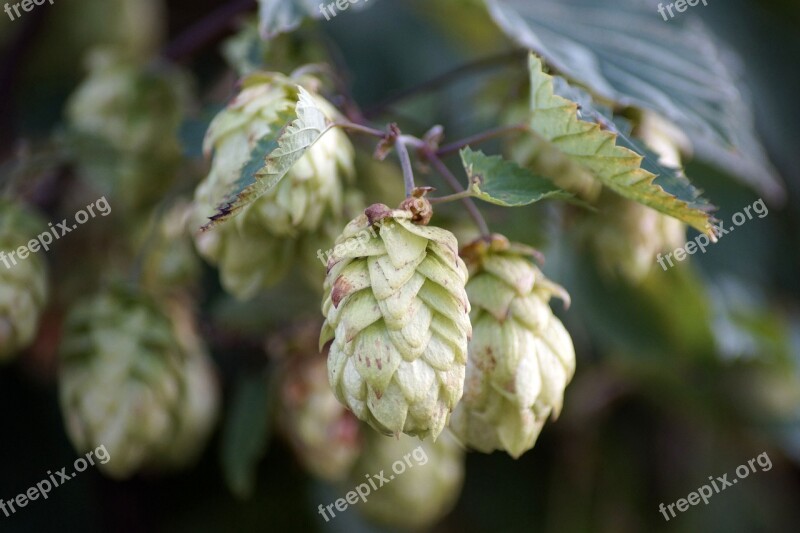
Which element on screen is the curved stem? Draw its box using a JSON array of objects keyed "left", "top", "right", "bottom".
[
  {"left": 428, "top": 190, "right": 474, "bottom": 205},
  {"left": 437, "top": 124, "right": 528, "bottom": 157},
  {"left": 395, "top": 138, "right": 416, "bottom": 197},
  {"left": 333, "top": 121, "right": 386, "bottom": 139}
]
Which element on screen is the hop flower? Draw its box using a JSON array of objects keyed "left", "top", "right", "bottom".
[
  {"left": 58, "top": 288, "right": 219, "bottom": 479},
  {"left": 0, "top": 201, "right": 49, "bottom": 362},
  {"left": 192, "top": 73, "right": 354, "bottom": 299},
  {"left": 320, "top": 200, "right": 471, "bottom": 440},
  {"left": 274, "top": 324, "right": 362, "bottom": 481},
  {"left": 66, "top": 48, "right": 187, "bottom": 212},
  {"left": 138, "top": 200, "right": 202, "bottom": 292},
  {"left": 450, "top": 235, "right": 575, "bottom": 458},
  {"left": 351, "top": 430, "right": 464, "bottom": 530}
]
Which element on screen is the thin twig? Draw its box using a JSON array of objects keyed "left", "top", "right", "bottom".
[
  {"left": 420, "top": 146, "right": 490, "bottom": 237},
  {"left": 162, "top": 0, "right": 256, "bottom": 62},
  {"left": 363, "top": 49, "right": 527, "bottom": 119},
  {"left": 437, "top": 124, "right": 528, "bottom": 157},
  {"left": 428, "top": 190, "right": 474, "bottom": 205},
  {"left": 334, "top": 122, "right": 386, "bottom": 139}
]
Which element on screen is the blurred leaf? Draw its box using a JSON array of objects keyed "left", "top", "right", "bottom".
[
  {"left": 485, "top": 0, "right": 784, "bottom": 202},
  {"left": 202, "top": 88, "right": 332, "bottom": 230},
  {"left": 221, "top": 373, "right": 275, "bottom": 499},
  {"left": 526, "top": 54, "right": 715, "bottom": 234},
  {"left": 460, "top": 147, "right": 573, "bottom": 206},
  {"left": 258, "top": 0, "right": 319, "bottom": 39}
]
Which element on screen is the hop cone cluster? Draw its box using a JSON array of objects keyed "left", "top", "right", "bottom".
[
  {"left": 352, "top": 430, "right": 464, "bottom": 529},
  {"left": 320, "top": 201, "right": 471, "bottom": 440},
  {"left": 58, "top": 289, "right": 219, "bottom": 479},
  {"left": 450, "top": 236, "right": 575, "bottom": 458},
  {"left": 0, "top": 201, "right": 49, "bottom": 362},
  {"left": 67, "top": 48, "right": 186, "bottom": 212},
  {"left": 192, "top": 73, "right": 355, "bottom": 299},
  {"left": 274, "top": 325, "right": 362, "bottom": 482}
]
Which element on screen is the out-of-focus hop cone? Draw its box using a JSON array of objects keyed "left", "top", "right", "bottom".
[
  {"left": 66, "top": 48, "right": 187, "bottom": 212},
  {"left": 450, "top": 235, "right": 575, "bottom": 458},
  {"left": 191, "top": 73, "right": 355, "bottom": 299},
  {"left": 320, "top": 200, "right": 472, "bottom": 441},
  {"left": 350, "top": 430, "right": 465, "bottom": 530},
  {"left": 273, "top": 325, "right": 362, "bottom": 482},
  {"left": 0, "top": 200, "right": 49, "bottom": 363},
  {"left": 58, "top": 288, "right": 219, "bottom": 479}
]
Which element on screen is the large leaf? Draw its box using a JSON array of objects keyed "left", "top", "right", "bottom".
[
  {"left": 202, "top": 87, "right": 333, "bottom": 230},
  {"left": 460, "top": 147, "right": 573, "bottom": 206},
  {"left": 527, "top": 54, "right": 715, "bottom": 234},
  {"left": 485, "top": 0, "right": 784, "bottom": 202},
  {"left": 221, "top": 374, "right": 275, "bottom": 499}
]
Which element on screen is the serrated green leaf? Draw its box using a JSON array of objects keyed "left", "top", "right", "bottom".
[
  {"left": 484, "top": 0, "right": 784, "bottom": 202},
  {"left": 221, "top": 374, "right": 275, "bottom": 499},
  {"left": 526, "top": 54, "right": 714, "bottom": 235},
  {"left": 460, "top": 147, "right": 573, "bottom": 207},
  {"left": 201, "top": 87, "right": 333, "bottom": 231}
]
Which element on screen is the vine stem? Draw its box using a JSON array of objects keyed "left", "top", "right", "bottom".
[
  {"left": 333, "top": 122, "right": 386, "bottom": 138},
  {"left": 162, "top": 0, "right": 256, "bottom": 62},
  {"left": 437, "top": 124, "right": 528, "bottom": 157},
  {"left": 428, "top": 190, "right": 474, "bottom": 205},
  {"left": 363, "top": 49, "right": 527, "bottom": 118}
]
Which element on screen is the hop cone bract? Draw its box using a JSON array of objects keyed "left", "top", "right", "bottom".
[
  {"left": 450, "top": 236, "right": 575, "bottom": 458},
  {"left": 320, "top": 201, "right": 471, "bottom": 440}
]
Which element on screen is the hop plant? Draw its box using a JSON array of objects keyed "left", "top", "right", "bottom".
[
  {"left": 450, "top": 235, "right": 575, "bottom": 458},
  {"left": 192, "top": 73, "right": 355, "bottom": 299},
  {"left": 351, "top": 430, "right": 465, "bottom": 530},
  {"left": 58, "top": 288, "right": 219, "bottom": 479},
  {"left": 274, "top": 324, "right": 362, "bottom": 481},
  {"left": 320, "top": 200, "right": 471, "bottom": 440},
  {"left": 0, "top": 201, "right": 49, "bottom": 363},
  {"left": 66, "top": 48, "right": 187, "bottom": 212},
  {"left": 139, "top": 200, "right": 202, "bottom": 292}
]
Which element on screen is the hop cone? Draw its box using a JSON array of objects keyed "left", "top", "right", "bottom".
[
  {"left": 351, "top": 430, "right": 464, "bottom": 530},
  {"left": 450, "top": 236, "right": 575, "bottom": 458},
  {"left": 0, "top": 201, "right": 49, "bottom": 362},
  {"left": 139, "top": 200, "right": 202, "bottom": 292},
  {"left": 67, "top": 48, "right": 186, "bottom": 212},
  {"left": 274, "top": 324, "right": 362, "bottom": 481},
  {"left": 59, "top": 289, "right": 219, "bottom": 479},
  {"left": 192, "top": 73, "right": 354, "bottom": 299},
  {"left": 320, "top": 201, "right": 471, "bottom": 440}
]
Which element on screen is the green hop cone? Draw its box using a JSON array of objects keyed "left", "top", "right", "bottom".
[
  {"left": 351, "top": 430, "right": 465, "bottom": 530},
  {"left": 450, "top": 235, "right": 575, "bottom": 458},
  {"left": 0, "top": 201, "right": 49, "bottom": 362},
  {"left": 58, "top": 289, "right": 219, "bottom": 479},
  {"left": 274, "top": 324, "right": 362, "bottom": 482},
  {"left": 66, "top": 48, "right": 187, "bottom": 212},
  {"left": 320, "top": 200, "right": 471, "bottom": 440},
  {"left": 139, "top": 200, "right": 202, "bottom": 292},
  {"left": 192, "top": 73, "right": 354, "bottom": 299}
]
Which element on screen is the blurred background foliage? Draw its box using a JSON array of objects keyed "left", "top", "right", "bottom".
[{"left": 1, "top": 0, "right": 799, "bottom": 531}]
